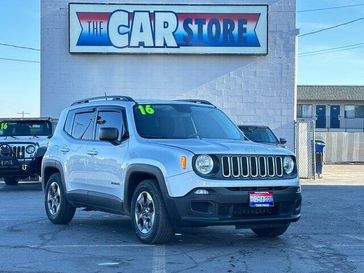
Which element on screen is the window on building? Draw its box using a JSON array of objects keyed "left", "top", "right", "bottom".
[
  {"left": 297, "top": 104, "right": 313, "bottom": 118},
  {"left": 344, "top": 105, "right": 364, "bottom": 118}
]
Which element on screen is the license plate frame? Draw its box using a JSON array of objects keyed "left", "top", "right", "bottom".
[
  {"left": 249, "top": 192, "right": 274, "bottom": 208},
  {"left": 0, "top": 159, "right": 15, "bottom": 167}
]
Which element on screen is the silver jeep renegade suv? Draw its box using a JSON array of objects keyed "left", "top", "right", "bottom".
[{"left": 42, "top": 96, "right": 301, "bottom": 244}]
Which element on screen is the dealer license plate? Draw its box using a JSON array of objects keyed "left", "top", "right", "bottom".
[
  {"left": 0, "top": 159, "right": 15, "bottom": 167},
  {"left": 249, "top": 192, "right": 274, "bottom": 207}
]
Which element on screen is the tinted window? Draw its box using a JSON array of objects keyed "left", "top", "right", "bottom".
[
  {"left": 95, "top": 110, "right": 123, "bottom": 141},
  {"left": 0, "top": 120, "right": 52, "bottom": 136},
  {"left": 64, "top": 111, "right": 75, "bottom": 135},
  {"left": 240, "top": 127, "right": 278, "bottom": 144},
  {"left": 134, "top": 104, "right": 242, "bottom": 140},
  {"left": 71, "top": 111, "right": 95, "bottom": 140}
]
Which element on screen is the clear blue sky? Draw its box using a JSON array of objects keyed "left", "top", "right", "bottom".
[{"left": 0, "top": 0, "right": 364, "bottom": 117}]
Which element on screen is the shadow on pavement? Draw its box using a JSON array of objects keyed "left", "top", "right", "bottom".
[{"left": 0, "top": 182, "right": 42, "bottom": 191}]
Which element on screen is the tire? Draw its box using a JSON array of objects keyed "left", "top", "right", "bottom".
[
  {"left": 45, "top": 173, "right": 75, "bottom": 224},
  {"left": 252, "top": 224, "right": 290, "bottom": 238},
  {"left": 4, "top": 177, "right": 19, "bottom": 186},
  {"left": 131, "top": 179, "right": 174, "bottom": 244}
]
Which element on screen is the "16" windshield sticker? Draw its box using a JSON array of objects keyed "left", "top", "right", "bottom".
[
  {"left": 138, "top": 105, "right": 155, "bottom": 115},
  {"left": 0, "top": 122, "right": 8, "bottom": 130}
]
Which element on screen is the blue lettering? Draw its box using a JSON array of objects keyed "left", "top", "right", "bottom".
[
  {"left": 222, "top": 19, "right": 235, "bottom": 43},
  {"left": 183, "top": 18, "right": 193, "bottom": 43},
  {"left": 207, "top": 18, "right": 221, "bottom": 43},
  {"left": 238, "top": 19, "right": 247, "bottom": 43},
  {"left": 195, "top": 19, "right": 206, "bottom": 42}
]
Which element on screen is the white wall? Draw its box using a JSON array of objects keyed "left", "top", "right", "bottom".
[{"left": 41, "top": 0, "right": 297, "bottom": 150}]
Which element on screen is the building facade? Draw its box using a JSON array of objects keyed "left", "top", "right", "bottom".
[
  {"left": 297, "top": 85, "right": 364, "bottom": 132},
  {"left": 297, "top": 85, "right": 364, "bottom": 163},
  {"left": 41, "top": 0, "right": 297, "bottom": 149}
]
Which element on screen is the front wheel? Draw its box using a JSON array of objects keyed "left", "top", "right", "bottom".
[
  {"left": 45, "top": 173, "right": 75, "bottom": 224},
  {"left": 252, "top": 224, "right": 290, "bottom": 238},
  {"left": 131, "top": 180, "right": 174, "bottom": 244},
  {"left": 4, "top": 177, "right": 19, "bottom": 186}
]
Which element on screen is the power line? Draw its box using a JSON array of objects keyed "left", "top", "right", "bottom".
[
  {"left": 298, "top": 17, "right": 364, "bottom": 37},
  {"left": 297, "top": 3, "right": 364, "bottom": 13},
  {"left": 299, "top": 42, "right": 364, "bottom": 55},
  {"left": 0, "top": 42, "right": 40, "bottom": 51},
  {"left": 299, "top": 44, "right": 364, "bottom": 57},
  {"left": 0, "top": 57, "right": 40, "bottom": 64}
]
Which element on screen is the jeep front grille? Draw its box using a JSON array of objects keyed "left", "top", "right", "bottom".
[
  {"left": 221, "top": 156, "right": 284, "bottom": 178},
  {"left": 12, "top": 146, "right": 26, "bottom": 159}
]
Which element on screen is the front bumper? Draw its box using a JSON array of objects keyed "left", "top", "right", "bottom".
[
  {"left": 164, "top": 186, "right": 302, "bottom": 228},
  {"left": 0, "top": 158, "right": 38, "bottom": 178}
]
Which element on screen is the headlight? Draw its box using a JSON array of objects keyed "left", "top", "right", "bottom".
[
  {"left": 283, "top": 156, "right": 295, "bottom": 174},
  {"left": 26, "top": 145, "right": 36, "bottom": 154},
  {"left": 195, "top": 155, "right": 214, "bottom": 175}
]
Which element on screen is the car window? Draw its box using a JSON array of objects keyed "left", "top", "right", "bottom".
[
  {"left": 71, "top": 111, "right": 96, "bottom": 140},
  {"left": 240, "top": 127, "right": 278, "bottom": 144},
  {"left": 95, "top": 110, "right": 123, "bottom": 141},
  {"left": 0, "top": 120, "right": 52, "bottom": 136},
  {"left": 64, "top": 110, "right": 75, "bottom": 135}
]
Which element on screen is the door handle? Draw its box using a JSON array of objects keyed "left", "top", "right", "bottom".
[
  {"left": 87, "top": 150, "right": 98, "bottom": 156},
  {"left": 60, "top": 146, "right": 70, "bottom": 153}
]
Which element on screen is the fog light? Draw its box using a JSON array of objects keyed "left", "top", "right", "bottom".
[
  {"left": 194, "top": 189, "right": 209, "bottom": 195},
  {"left": 296, "top": 185, "right": 302, "bottom": 193}
]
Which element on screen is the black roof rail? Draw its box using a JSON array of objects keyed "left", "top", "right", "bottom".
[
  {"left": 175, "top": 99, "right": 215, "bottom": 107},
  {"left": 71, "top": 96, "right": 135, "bottom": 106}
]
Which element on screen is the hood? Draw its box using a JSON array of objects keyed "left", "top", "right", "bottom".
[
  {"left": 0, "top": 135, "right": 49, "bottom": 146},
  {"left": 149, "top": 138, "right": 293, "bottom": 156}
]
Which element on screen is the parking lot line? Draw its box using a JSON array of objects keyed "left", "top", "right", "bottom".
[{"left": 28, "top": 244, "right": 153, "bottom": 248}]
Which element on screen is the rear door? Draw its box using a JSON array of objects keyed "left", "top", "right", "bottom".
[{"left": 64, "top": 107, "right": 97, "bottom": 194}]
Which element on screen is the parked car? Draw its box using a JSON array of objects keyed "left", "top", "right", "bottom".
[
  {"left": 0, "top": 118, "right": 55, "bottom": 185},
  {"left": 42, "top": 96, "right": 301, "bottom": 244},
  {"left": 239, "top": 125, "right": 287, "bottom": 146}
]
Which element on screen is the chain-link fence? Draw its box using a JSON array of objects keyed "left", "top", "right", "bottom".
[{"left": 295, "top": 119, "right": 315, "bottom": 179}]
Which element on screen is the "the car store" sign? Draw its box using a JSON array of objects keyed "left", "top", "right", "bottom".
[{"left": 69, "top": 3, "right": 268, "bottom": 54}]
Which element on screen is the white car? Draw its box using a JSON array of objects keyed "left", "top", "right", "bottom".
[{"left": 42, "top": 96, "right": 302, "bottom": 244}]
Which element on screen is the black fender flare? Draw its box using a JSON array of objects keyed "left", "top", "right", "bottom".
[
  {"left": 41, "top": 160, "right": 66, "bottom": 192},
  {"left": 123, "top": 164, "right": 169, "bottom": 214}
]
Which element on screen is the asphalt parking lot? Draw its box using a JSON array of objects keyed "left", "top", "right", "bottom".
[{"left": 0, "top": 182, "right": 363, "bottom": 273}]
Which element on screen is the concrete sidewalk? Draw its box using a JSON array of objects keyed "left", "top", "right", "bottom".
[{"left": 300, "top": 164, "right": 364, "bottom": 185}]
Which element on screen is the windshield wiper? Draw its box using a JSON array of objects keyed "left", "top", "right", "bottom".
[{"left": 1, "top": 135, "right": 17, "bottom": 139}]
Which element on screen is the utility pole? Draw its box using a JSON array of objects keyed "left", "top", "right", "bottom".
[{"left": 17, "top": 111, "right": 30, "bottom": 118}]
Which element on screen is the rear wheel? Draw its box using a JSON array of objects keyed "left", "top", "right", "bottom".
[
  {"left": 45, "top": 173, "right": 75, "bottom": 224},
  {"left": 252, "top": 224, "right": 290, "bottom": 238},
  {"left": 4, "top": 177, "right": 19, "bottom": 186},
  {"left": 131, "top": 180, "right": 174, "bottom": 244}
]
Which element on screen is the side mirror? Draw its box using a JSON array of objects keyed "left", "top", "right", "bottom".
[
  {"left": 99, "top": 127, "right": 119, "bottom": 144},
  {"left": 279, "top": 138, "right": 287, "bottom": 144}
]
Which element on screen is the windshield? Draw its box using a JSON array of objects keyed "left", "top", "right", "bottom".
[
  {"left": 134, "top": 104, "right": 243, "bottom": 140},
  {"left": 239, "top": 126, "right": 278, "bottom": 144},
  {"left": 0, "top": 120, "right": 52, "bottom": 137}
]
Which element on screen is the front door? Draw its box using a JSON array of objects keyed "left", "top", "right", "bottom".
[
  {"left": 86, "top": 108, "right": 127, "bottom": 204},
  {"left": 330, "top": 105, "right": 340, "bottom": 129},
  {"left": 316, "top": 105, "right": 326, "bottom": 128}
]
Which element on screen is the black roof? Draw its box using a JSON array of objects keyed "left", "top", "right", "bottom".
[{"left": 298, "top": 85, "right": 364, "bottom": 101}]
